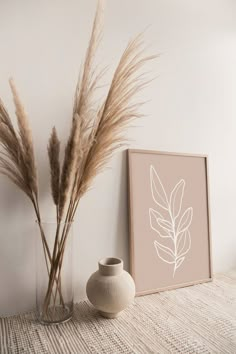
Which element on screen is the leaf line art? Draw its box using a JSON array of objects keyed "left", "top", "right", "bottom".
[{"left": 149, "top": 165, "right": 193, "bottom": 277}]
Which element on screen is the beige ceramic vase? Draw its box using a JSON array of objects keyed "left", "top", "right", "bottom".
[{"left": 86, "top": 257, "right": 135, "bottom": 318}]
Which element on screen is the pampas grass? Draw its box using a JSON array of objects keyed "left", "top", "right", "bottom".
[
  {"left": 59, "top": 115, "right": 81, "bottom": 221},
  {"left": 48, "top": 127, "right": 61, "bottom": 209},
  {"left": 0, "top": 87, "right": 37, "bottom": 202},
  {"left": 0, "top": 0, "right": 156, "bottom": 318},
  {"left": 9, "top": 78, "right": 38, "bottom": 198}
]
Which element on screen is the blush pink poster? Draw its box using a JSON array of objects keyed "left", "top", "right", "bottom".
[{"left": 128, "top": 150, "right": 212, "bottom": 295}]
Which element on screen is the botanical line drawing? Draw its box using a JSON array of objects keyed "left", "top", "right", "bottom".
[{"left": 149, "top": 165, "right": 193, "bottom": 277}]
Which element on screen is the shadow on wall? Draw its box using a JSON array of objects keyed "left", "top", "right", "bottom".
[{"left": 114, "top": 150, "right": 130, "bottom": 272}]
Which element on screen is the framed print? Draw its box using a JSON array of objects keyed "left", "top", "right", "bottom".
[{"left": 128, "top": 149, "right": 212, "bottom": 296}]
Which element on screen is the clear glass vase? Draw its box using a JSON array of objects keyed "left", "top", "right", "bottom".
[{"left": 35, "top": 221, "right": 74, "bottom": 324}]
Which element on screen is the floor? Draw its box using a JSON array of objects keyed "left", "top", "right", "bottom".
[{"left": 0, "top": 272, "right": 236, "bottom": 353}]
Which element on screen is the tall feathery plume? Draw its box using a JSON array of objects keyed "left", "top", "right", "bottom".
[
  {"left": 48, "top": 127, "right": 61, "bottom": 207},
  {"left": 58, "top": 114, "right": 81, "bottom": 220},
  {"left": 0, "top": 98, "right": 32, "bottom": 199},
  {"left": 78, "top": 34, "right": 156, "bottom": 199},
  {"left": 73, "top": 0, "right": 105, "bottom": 145},
  {"left": 67, "top": 0, "right": 106, "bottom": 212},
  {"left": 9, "top": 78, "right": 38, "bottom": 197}
]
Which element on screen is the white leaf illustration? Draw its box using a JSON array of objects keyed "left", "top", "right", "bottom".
[
  {"left": 149, "top": 164, "right": 193, "bottom": 277},
  {"left": 154, "top": 240, "right": 175, "bottom": 264},
  {"left": 150, "top": 165, "right": 169, "bottom": 210},
  {"left": 149, "top": 208, "right": 171, "bottom": 238},
  {"left": 170, "top": 179, "right": 185, "bottom": 219},
  {"left": 175, "top": 256, "right": 185, "bottom": 270},
  {"left": 177, "top": 207, "right": 193, "bottom": 234}
]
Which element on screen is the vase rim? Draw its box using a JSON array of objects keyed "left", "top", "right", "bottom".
[
  {"left": 99, "top": 257, "right": 123, "bottom": 267},
  {"left": 98, "top": 257, "right": 123, "bottom": 276}
]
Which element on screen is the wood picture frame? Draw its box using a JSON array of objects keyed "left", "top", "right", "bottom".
[{"left": 128, "top": 149, "right": 213, "bottom": 296}]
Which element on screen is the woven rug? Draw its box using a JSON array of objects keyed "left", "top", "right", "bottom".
[{"left": 1, "top": 272, "right": 236, "bottom": 354}]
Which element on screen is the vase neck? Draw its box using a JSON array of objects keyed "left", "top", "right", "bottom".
[{"left": 98, "top": 257, "right": 123, "bottom": 276}]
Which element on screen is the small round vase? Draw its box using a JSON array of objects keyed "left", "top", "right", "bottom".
[{"left": 86, "top": 257, "right": 135, "bottom": 318}]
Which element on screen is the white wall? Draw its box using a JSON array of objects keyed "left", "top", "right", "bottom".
[{"left": 0, "top": 0, "right": 236, "bottom": 316}]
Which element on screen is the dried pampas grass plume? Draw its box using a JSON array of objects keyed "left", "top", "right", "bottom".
[
  {"left": 48, "top": 127, "right": 60, "bottom": 207},
  {"left": 9, "top": 78, "right": 38, "bottom": 197},
  {"left": 0, "top": 80, "right": 39, "bottom": 205},
  {"left": 79, "top": 34, "right": 156, "bottom": 199},
  {"left": 59, "top": 114, "right": 81, "bottom": 220}
]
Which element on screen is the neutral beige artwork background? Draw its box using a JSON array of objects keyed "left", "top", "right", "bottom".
[{"left": 129, "top": 150, "right": 212, "bottom": 295}]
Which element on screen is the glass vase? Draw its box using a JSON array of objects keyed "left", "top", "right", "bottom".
[{"left": 35, "top": 221, "right": 74, "bottom": 324}]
